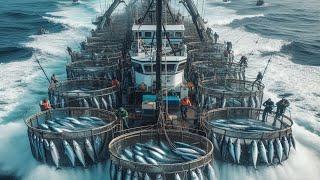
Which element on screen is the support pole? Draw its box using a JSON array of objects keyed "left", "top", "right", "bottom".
[{"left": 156, "top": 0, "right": 163, "bottom": 123}]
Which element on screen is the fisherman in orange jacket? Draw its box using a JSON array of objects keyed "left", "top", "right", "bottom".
[
  {"left": 41, "top": 99, "right": 52, "bottom": 111},
  {"left": 180, "top": 96, "right": 192, "bottom": 118},
  {"left": 112, "top": 78, "right": 120, "bottom": 87}
]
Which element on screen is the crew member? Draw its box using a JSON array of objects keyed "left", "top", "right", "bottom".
[
  {"left": 112, "top": 78, "right": 120, "bottom": 87},
  {"left": 51, "top": 74, "right": 58, "bottom": 84},
  {"left": 239, "top": 56, "right": 248, "bottom": 67},
  {"left": 180, "top": 96, "right": 192, "bottom": 118},
  {"left": 213, "top": 32, "right": 219, "bottom": 44},
  {"left": 227, "top": 41, "right": 232, "bottom": 53},
  {"left": 262, "top": 98, "right": 274, "bottom": 122},
  {"left": 41, "top": 99, "right": 52, "bottom": 111},
  {"left": 253, "top": 72, "right": 263, "bottom": 84},
  {"left": 116, "top": 107, "right": 129, "bottom": 129},
  {"left": 273, "top": 98, "right": 290, "bottom": 126},
  {"left": 139, "top": 82, "right": 147, "bottom": 91}
]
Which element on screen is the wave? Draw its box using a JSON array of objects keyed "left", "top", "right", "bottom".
[
  {"left": 205, "top": 6, "right": 264, "bottom": 26},
  {"left": 0, "top": 46, "right": 33, "bottom": 63}
]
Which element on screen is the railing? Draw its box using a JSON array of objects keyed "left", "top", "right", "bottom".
[{"left": 201, "top": 107, "right": 293, "bottom": 140}]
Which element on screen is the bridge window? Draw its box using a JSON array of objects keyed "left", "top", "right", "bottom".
[
  {"left": 162, "top": 64, "right": 176, "bottom": 73},
  {"left": 145, "top": 32, "right": 152, "bottom": 37},
  {"left": 144, "top": 64, "right": 152, "bottom": 72},
  {"left": 135, "top": 32, "right": 142, "bottom": 38},
  {"left": 175, "top": 32, "right": 182, "bottom": 37},
  {"left": 177, "top": 62, "right": 186, "bottom": 71},
  {"left": 133, "top": 62, "right": 143, "bottom": 73}
]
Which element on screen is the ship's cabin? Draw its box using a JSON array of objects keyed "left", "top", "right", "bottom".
[{"left": 131, "top": 24, "right": 187, "bottom": 57}]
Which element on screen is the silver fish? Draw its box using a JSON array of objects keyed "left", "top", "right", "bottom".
[
  {"left": 110, "top": 162, "right": 116, "bottom": 180},
  {"left": 145, "top": 156, "right": 158, "bottom": 165},
  {"left": 228, "top": 138, "right": 236, "bottom": 163},
  {"left": 221, "top": 136, "right": 228, "bottom": 161},
  {"left": 125, "top": 169, "right": 131, "bottom": 180},
  {"left": 196, "top": 168, "right": 204, "bottom": 180},
  {"left": 44, "top": 139, "right": 50, "bottom": 150},
  {"left": 174, "top": 141, "right": 206, "bottom": 155},
  {"left": 93, "top": 97, "right": 100, "bottom": 109},
  {"left": 211, "top": 133, "right": 220, "bottom": 152},
  {"left": 33, "top": 135, "right": 39, "bottom": 160},
  {"left": 249, "top": 97, "right": 255, "bottom": 108},
  {"left": 250, "top": 140, "right": 258, "bottom": 169},
  {"left": 132, "top": 171, "right": 139, "bottom": 180},
  {"left": 94, "top": 136, "right": 102, "bottom": 158},
  {"left": 174, "top": 173, "right": 181, "bottom": 180},
  {"left": 234, "top": 138, "right": 241, "bottom": 164},
  {"left": 241, "top": 98, "right": 248, "bottom": 107},
  {"left": 156, "top": 174, "right": 163, "bottom": 180},
  {"left": 206, "top": 163, "right": 216, "bottom": 180},
  {"left": 39, "top": 124, "right": 49, "bottom": 130},
  {"left": 63, "top": 140, "right": 76, "bottom": 166},
  {"left": 123, "top": 148, "right": 134, "bottom": 160},
  {"left": 108, "top": 95, "right": 113, "bottom": 109},
  {"left": 282, "top": 136, "right": 290, "bottom": 158},
  {"left": 144, "top": 173, "right": 151, "bottom": 180},
  {"left": 116, "top": 166, "right": 122, "bottom": 180},
  {"left": 61, "top": 98, "right": 65, "bottom": 108},
  {"left": 275, "top": 138, "right": 283, "bottom": 163},
  {"left": 73, "top": 140, "right": 86, "bottom": 167},
  {"left": 83, "top": 99, "right": 89, "bottom": 107},
  {"left": 222, "top": 98, "right": 226, "bottom": 108},
  {"left": 191, "top": 171, "right": 199, "bottom": 180},
  {"left": 258, "top": 141, "right": 269, "bottom": 165},
  {"left": 49, "top": 126, "right": 63, "bottom": 133},
  {"left": 134, "top": 155, "right": 148, "bottom": 164},
  {"left": 268, "top": 140, "right": 274, "bottom": 164},
  {"left": 39, "top": 138, "right": 46, "bottom": 163},
  {"left": 85, "top": 138, "right": 95, "bottom": 162},
  {"left": 176, "top": 148, "right": 201, "bottom": 155},
  {"left": 101, "top": 97, "right": 108, "bottom": 110},
  {"left": 50, "top": 140, "right": 59, "bottom": 168}
]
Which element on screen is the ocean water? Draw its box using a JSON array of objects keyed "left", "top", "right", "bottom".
[{"left": 0, "top": 0, "right": 319, "bottom": 179}]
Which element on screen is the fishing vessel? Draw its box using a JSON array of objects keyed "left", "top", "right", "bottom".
[{"left": 24, "top": 0, "right": 296, "bottom": 178}]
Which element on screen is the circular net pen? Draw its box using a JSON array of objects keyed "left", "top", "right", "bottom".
[
  {"left": 70, "top": 49, "right": 123, "bottom": 62},
  {"left": 197, "top": 79, "right": 264, "bottom": 111},
  {"left": 109, "top": 128, "right": 214, "bottom": 179},
  {"left": 201, "top": 107, "right": 294, "bottom": 166},
  {"left": 48, "top": 79, "right": 119, "bottom": 110},
  {"left": 82, "top": 43, "right": 123, "bottom": 54},
  {"left": 66, "top": 59, "right": 121, "bottom": 80},
  {"left": 188, "top": 44, "right": 234, "bottom": 63},
  {"left": 25, "top": 107, "right": 121, "bottom": 167},
  {"left": 188, "top": 61, "right": 246, "bottom": 83}
]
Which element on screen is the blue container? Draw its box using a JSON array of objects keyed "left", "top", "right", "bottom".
[{"left": 163, "top": 96, "right": 180, "bottom": 107}]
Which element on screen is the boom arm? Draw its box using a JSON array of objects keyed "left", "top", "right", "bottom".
[
  {"left": 179, "top": 0, "right": 207, "bottom": 42},
  {"left": 99, "top": 0, "right": 126, "bottom": 30}
]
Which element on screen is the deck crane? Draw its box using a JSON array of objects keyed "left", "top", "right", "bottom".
[
  {"left": 179, "top": 0, "right": 209, "bottom": 42},
  {"left": 99, "top": 0, "right": 138, "bottom": 29}
]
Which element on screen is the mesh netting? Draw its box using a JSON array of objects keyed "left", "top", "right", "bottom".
[
  {"left": 190, "top": 61, "right": 245, "bottom": 80},
  {"left": 48, "top": 79, "right": 119, "bottom": 108},
  {"left": 109, "top": 128, "right": 214, "bottom": 174},
  {"left": 201, "top": 107, "right": 293, "bottom": 140},
  {"left": 66, "top": 59, "right": 121, "bottom": 80},
  {"left": 25, "top": 107, "right": 120, "bottom": 166}
]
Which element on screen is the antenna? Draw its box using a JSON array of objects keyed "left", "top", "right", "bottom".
[{"left": 35, "top": 57, "right": 51, "bottom": 84}]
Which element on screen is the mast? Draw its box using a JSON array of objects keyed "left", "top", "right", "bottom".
[{"left": 156, "top": 0, "right": 163, "bottom": 121}]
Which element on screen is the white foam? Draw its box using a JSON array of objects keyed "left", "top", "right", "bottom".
[{"left": 205, "top": 6, "right": 264, "bottom": 26}]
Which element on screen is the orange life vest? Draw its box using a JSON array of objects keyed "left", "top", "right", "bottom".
[
  {"left": 181, "top": 98, "right": 192, "bottom": 106},
  {"left": 42, "top": 101, "right": 51, "bottom": 110},
  {"left": 112, "top": 79, "right": 120, "bottom": 86}
]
